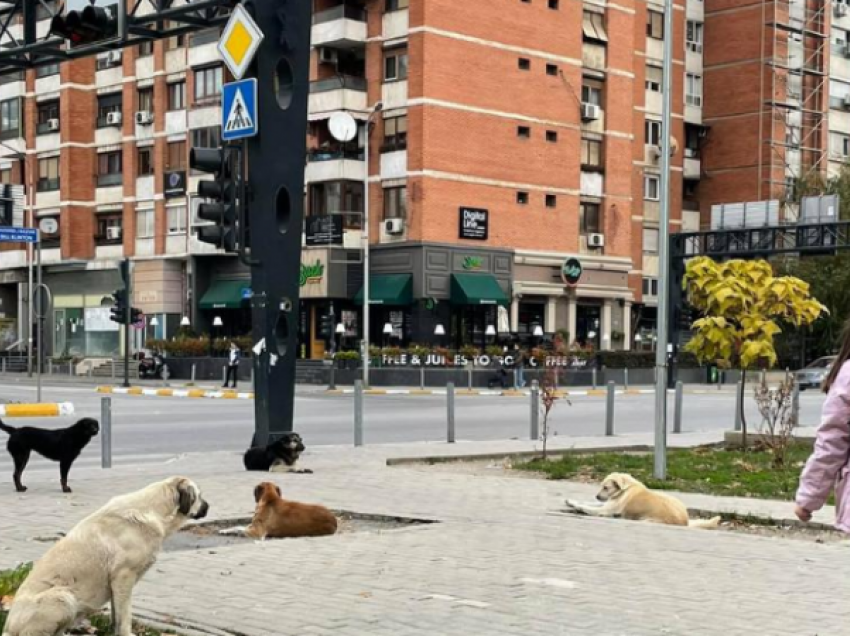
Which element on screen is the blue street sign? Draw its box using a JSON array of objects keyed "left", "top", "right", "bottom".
[
  {"left": 0, "top": 227, "right": 38, "bottom": 243},
  {"left": 241, "top": 287, "right": 252, "bottom": 299},
  {"left": 222, "top": 78, "right": 258, "bottom": 141}
]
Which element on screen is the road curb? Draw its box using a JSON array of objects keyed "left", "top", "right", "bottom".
[
  {"left": 386, "top": 445, "right": 659, "bottom": 466},
  {"left": 0, "top": 402, "right": 74, "bottom": 417},
  {"left": 96, "top": 386, "right": 254, "bottom": 400}
]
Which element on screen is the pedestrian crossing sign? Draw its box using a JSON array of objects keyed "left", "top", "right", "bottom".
[{"left": 222, "top": 78, "right": 258, "bottom": 141}]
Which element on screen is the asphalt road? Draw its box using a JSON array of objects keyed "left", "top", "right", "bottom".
[{"left": 0, "top": 380, "right": 828, "bottom": 478}]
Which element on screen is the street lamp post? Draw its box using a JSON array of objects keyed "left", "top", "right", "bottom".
[{"left": 362, "top": 102, "right": 383, "bottom": 388}]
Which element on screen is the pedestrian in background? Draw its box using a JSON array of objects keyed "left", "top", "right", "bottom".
[
  {"left": 795, "top": 318, "right": 850, "bottom": 533},
  {"left": 223, "top": 341, "right": 241, "bottom": 389},
  {"left": 514, "top": 344, "right": 526, "bottom": 389}
]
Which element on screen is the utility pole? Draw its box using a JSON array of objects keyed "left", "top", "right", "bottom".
[
  {"left": 654, "top": 0, "right": 676, "bottom": 480},
  {"left": 121, "top": 259, "right": 131, "bottom": 388}
]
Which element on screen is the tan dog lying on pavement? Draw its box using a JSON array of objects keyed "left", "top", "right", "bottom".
[
  {"left": 2, "top": 477, "right": 208, "bottom": 636},
  {"left": 563, "top": 472, "right": 721, "bottom": 529},
  {"left": 221, "top": 481, "right": 337, "bottom": 540}
]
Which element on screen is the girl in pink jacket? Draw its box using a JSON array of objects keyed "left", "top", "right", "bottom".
[{"left": 795, "top": 322, "right": 850, "bottom": 532}]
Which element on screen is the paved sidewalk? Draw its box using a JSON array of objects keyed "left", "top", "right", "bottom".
[{"left": 0, "top": 432, "right": 843, "bottom": 635}]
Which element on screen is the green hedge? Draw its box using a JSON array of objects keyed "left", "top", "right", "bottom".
[{"left": 597, "top": 350, "right": 701, "bottom": 369}]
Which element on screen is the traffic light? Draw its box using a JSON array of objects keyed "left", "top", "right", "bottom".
[
  {"left": 49, "top": 2, "right": 126, "bottom": 49},
  {"left": 110, "top": 289, "right": 127, "bottom": 324},
  {"left": 191, "top": 146, "right": 239, "bottom": 253},
  {"left": 129, "top": 307, "right": 142, "bottom": 326}
]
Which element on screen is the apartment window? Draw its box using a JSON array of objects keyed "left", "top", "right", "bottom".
[
  {"left": 0, "top": 98, "right": 20, "bottom": 139},
  {"left": 834, "top": 27, "right": 849, "bottom": 51},
  {"left": 98, "top": 151, "right": 123, "bottom": 187},
  {"left": 309, "top": 181, "right": 364, "bottom": 229},
  {"left": 517, "top": 125, "right": 531, "bottom": 138},
  {"left": 384, "top": 49, "right": 408, "bottom": 81},
  {"left": 96, "top": 215, "right": 123, "bottom": 244},
  {"left": 546, "top": 130, "right": 558, "bottom": 143},
  {"left": 384, "top": 186, "right": 407, "bottom": 219},
  {"left": 546, "top": 63, "right": 558, "bottom": 76},
  {"left": 137, "top": 147, "right": 154, "bottom": 176},
  {"left": 642, "top": 278, "right": 659, "bottom": 296},
  {"left": 194, "top": 65, "right": 222, "bottom": 102},
  {"left": 581, "top": 81, "right": 602, "bottom": 106},
  {"left": 516, "top": 191, "right": 529, "bottom": 205},
  {"left": 830, "top": 79, "right": 850, "bottom": 109},
  {"left": 138, "top": 40, "right": 154, "bottom": 57},
  {"left": 579, "top": 202, "right": 601, "bottom": 234},
  {"left": 385, "top": 0, "right": 409, "bottom": 10},
  {"left": 518, "top": 57, "right": 531, "bottom": 70},
  {"left": 645, "top": 120, "right": 662, "bottom": 146},
  {"left": 383, "top": 115, "right": 407, "bottom": 151},
  {"left": 165, "top": 22, "right": 186, "bottom": 50},
  {"left": 644, "top": 175, "right": 660, "bottom": 200},
  {"left": 37, "top": 157, "right": 59, "bottom": 192},
  {"left": 686, "top": 73, "right": 702, "bottom": 107},
  {"left": 549, "top": 0, "right": 560, "bottom": 8},
  {"left": 545, "top": 194, "right": 557, "bottom": 208},
  {"left": 686, "top": 21, "right": 704, "bottom": 52},
  {"left": 96, "top": 93, "right": 122, "bottom": 127},
  {"left": 167, "top": 141, "right": 187, "bottom": 170},
  {"left": 168, "top": 81, "right": 186, "bottom": 111},
  {"left": 191, "top": 126, "right": 222, "bottom": 150},
  {"left": 36, "top": 100, "right": 59, "bottom": 135},
  {"left": 136, "top": 208, "right": 155, "bottom": 239},
  {"left": 645, "top": 65, "right": 662, "bottom": 92},
  {"left": 831, "top": 132, "right": 850, "bottom": 158},
  {"left": 685, "top": 125, "right": 701, "bottom": 158},
  {"left": 35, "top": 63, "right": 59, "bottom": 78},
  {"left": 582, "top": 11, "right": 608, "bottom": 42},
  {"left": 168, "top": 205, "right": 188, "bottom": 234},
  {"left": 0, "top": 169, "right": 10, "bottom": 184},
  {"left": 581, "top": 138, "right": 603, "bottom": 169},
  {"left": 647, "top": 10, "right": 664, "bottom": 39},
  {"left": 137, "top": 87, "right": 153, "bottom": 113},
  {"left": 643, "top": 227, "right": 660, "bottom": 253}
]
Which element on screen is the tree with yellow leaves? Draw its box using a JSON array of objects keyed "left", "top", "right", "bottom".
[{"left": 683, "top": 256, "right": 827, "bottom": 448}]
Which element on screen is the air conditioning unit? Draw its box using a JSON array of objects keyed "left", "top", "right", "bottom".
[
  {"left": 843, "top": 95, "right": 850, "bottom": 110},
  {"left": 649, "top": 145, "right": 662, "bottom": 162},
  {"left": 687, "top": 42, "right": 703, "bottom": 53},
  {"left": 106, "top": 112, "right": 122, "bottom": 126},
  {"left": 318, "top": 47, "right": 338, "bottom": 65},
  {"left": 836, "top": 3, "right": 848, "bottom": 17},
  {"left": 135, "top": 111, "right": 153, "bottom": 125},
  {"left": 47, "top": 118, "right": 59, "bottom": 131},
  {"left": 588, "top": 233, "right": 605, "bottom": 248},
  {"left": 106, "top": 227, "right": 122, "bottom": 240},
  {"left": 384, "top": 218, "right": 404, "bottom": 235},
  {"left": 580, "top": 103, "right": 600, "bottom": 121},
  {"left": 106, "top": 50, "right": 122, "bottom": 66}
]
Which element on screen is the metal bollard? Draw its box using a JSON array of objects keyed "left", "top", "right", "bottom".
[
  {"left": 111, "top": 359, "right": 115, "bottom": 382},
  {"left": 191, "top": 364, "right": 196, "bottom": 384},
  {"left": 48, "top": 360, "right": 53, "bottom": 375},
  {"left": 467, "top": 366, "right": 473, "bottom": 390},
  {"left": 605, "top": 381, "right": 615, "bottom": 436},
  {"left": 447, "top": 382, "right": 456, "bottom": 443},
  {"left": 592, "top": 368, "right": 597, "bottom": 390},
  {"left": 354, "top": 380, "right": 364, "bottom": 447},
  {"left": 69, "top": 361, "right": 73, "bottom": 377},
  {"left": 673, "top": 381, "right": 683, "bottom": 434},
  {"left": 222, "top": 367, "right": 227, "bottom": 386},
  {"left": 792, "top": 380, "right": 800, "bottom": 428},
  {"left": 760, "top": 369, "right": 767, "bottom": 386},
  {"left": 420, "top": 366, "right": 425, "bottom": 391},
  {"left": 530, "top": 380, "right": 540, "bottom": 440},
  {"left": 734, "top": 381, "right": 743, "bottom": 432},
  {"left": 101, "top": 397, "right": 112, "bottom": 469},
  {"left": 624, "top": 368, "right": 629, "bottom": 390},
  {"left": 329, "top": 362, "right": 336, "bottom": 391},
  {"left": 1, "top": 357, "right": 5, "bottom": 373}
]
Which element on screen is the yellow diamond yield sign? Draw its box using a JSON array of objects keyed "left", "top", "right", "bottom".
[{"left": 217, "top": 4, "right": 264, "bottom": 81}]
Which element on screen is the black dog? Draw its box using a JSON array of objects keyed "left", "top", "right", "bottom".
[
  {"left": 0, "top": 417, "right": 99, "bottom": 493},
  {"left": 243, "top": 432, "right": 312, "bottom": 474}
]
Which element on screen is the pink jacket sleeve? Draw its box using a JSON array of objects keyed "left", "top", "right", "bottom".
[{"left": 796, "top": 361, "right": 850, "bottom": 512}]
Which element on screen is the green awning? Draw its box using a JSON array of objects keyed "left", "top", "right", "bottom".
[
  {"left": 354, "top": 274, "right": 413, "bottom": 305},
  {"left": 450, "top": 273, "right": 509, "bottom": 306},
  {"left": 199, "top": 280, "right": 251, "bottom": 310}
]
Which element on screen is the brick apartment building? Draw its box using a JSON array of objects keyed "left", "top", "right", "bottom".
[{"left": 0, "top": 0, "right": 705, "bottom": 360}]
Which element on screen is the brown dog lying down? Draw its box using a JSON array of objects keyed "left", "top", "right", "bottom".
[{"left": 220, "top": 481, "right": 338, "bottom": 540}]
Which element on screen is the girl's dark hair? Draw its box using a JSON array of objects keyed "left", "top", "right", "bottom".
[{"left": 823, "top": 318, "right": 850, "bottom": 393}]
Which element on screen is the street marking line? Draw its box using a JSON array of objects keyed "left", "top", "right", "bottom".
[
  {"left": 94, "top": 386, "right": 254, "bottom": 400},
  {"left": 0, "top": 402, "right": 74, "bottom": 417}
]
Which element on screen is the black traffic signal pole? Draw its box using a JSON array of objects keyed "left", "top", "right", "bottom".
[
  {"left": 121, "top": 259, "right": 130, "bottom": 388},
  {"left": 244, "top": 0, "right": 312, "bottom": 446}
]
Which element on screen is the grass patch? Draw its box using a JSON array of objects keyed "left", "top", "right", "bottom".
[
  {"left": 520, "top": 443, "right": 822, "bottom": 501},
  {"left": 0, "top": 563, "right": 163, "bottom": 635}
]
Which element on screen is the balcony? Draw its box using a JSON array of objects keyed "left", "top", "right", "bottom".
[
  {"left": 684, "top": 151, "right": 701, "bottom": 180},
  {"left": 312, "top": 4, "right": 367, "bottom": 49},
  {"left": 309, "top": 75, "right": 367, "bottom": 117},
  {"left": 305, "top": 148, "right": 365, "bottom": 183}
]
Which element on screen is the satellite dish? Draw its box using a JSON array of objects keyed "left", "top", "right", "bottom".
[
  {"left": 39, "top": 218, "right": 58, "bottom": 234},
  {"left": 328, "top": 112, "right": 358, "bottom": 143}
]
